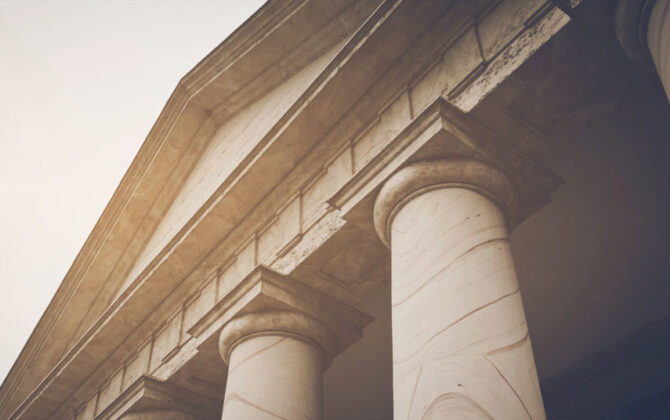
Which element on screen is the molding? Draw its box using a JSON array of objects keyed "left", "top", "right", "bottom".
[
  {"left": 189, "top": 266, "right": 373, "bottom": 367},
  {"left": 218, "top": 311, "right": 332, "bottom": 366},
  {"left": 94, "top": 376, "right": 219, "bottom": 420},
  {"left": 329, "top": 99, "right": 562, "bottom": 231},
  {"left": 275, "top": 233, "right": 303, "bottom": 259},
  {"left": 329, "top": 101, "right": 446, "bottom": 214},
  {"left": 373, "top": 159, "right": 517, "bottom": 247},
  {"left": 450, "top": 4, "right": 571, "bottom": 111},
  {"left": 615, "top": 0, "right": 657, "bottom": 72}
]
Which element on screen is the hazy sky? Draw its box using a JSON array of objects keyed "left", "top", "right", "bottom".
[{"left": 0, "top": 0, "right": 263, "bottom": 385}]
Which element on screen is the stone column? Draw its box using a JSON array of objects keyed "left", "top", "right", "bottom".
[
  {"left": 215, "top": 266, "right": 373, "bottom": 420},
  {"left": 616, "top": 0, "right": 670, "bottom": 101},
  {"left": 648, "top": 0, "right": 670, "bottom": 99},
  {"left": 374, "top": 160, "right": 545, "bottom": 419},
  {"left": 218, "top": 312, "right": 328, "bottom": 420}
]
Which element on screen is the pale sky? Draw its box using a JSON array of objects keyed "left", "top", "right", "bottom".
[{"left": 0, "top": 0, "right": 264, "bottom": 385}]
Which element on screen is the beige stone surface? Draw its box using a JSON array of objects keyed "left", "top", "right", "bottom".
[
  {"left": 221, "top": 335, "right": 322, "bottom": 420},
  {"left": 123, "top": 42, "right": 344, "bottom": 294},
  {"left": 215, "top": 267, "right": 372, "bottom": 420},
  {"left": 97, "top": 369, "right": 123, "bottom": 416},
  {"left": 195, "top": 266, "right": 373, "bottom": 359},
  {"left": 376, "top": 160, "right": 545, "bottom": 419},
  {"left": 74, "top": 395, "right": 96, "bottom": 420},
  {"left": 95, "top": 375, "right": 220, "bottom": 420},
  {"left": 14, "top": 0, "right": 669, "bottom": 418},
  {"left": 122, "top": 341, "right": 152, "bottom": 392}
]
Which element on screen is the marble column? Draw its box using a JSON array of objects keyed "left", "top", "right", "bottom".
[
  {"left": 374, "top": 159, "right": 545, "bottom": 419},
  {"left": 648, "top": 0, "right": 670, "bottom": 99},
  {"left": 215, "top": 266, "right": 373, "bottom": 420},
  {"left": 218, "top": 311, "right": 328, "bottom": 420}
]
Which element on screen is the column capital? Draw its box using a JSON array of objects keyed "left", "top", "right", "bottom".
[
  {"left": 219, "top": 310, "right": 333, "bottom": 365},
  {"left": 328, "top": 100, "right": 561, "bottom": 248},
  {"left": 216, "top": 266, "right": 373, "bottom": 368},
  {"left": 373, "top": 159, "right": 517, "bottom": 248},
  {"left": 615, "top": 0, "right": 658, "bottom": 71}
]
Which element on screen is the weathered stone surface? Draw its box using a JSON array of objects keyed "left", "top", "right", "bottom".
[
  {"left": 7, "top": 0, "right": 669, "bottom": 418},
  {"left": 215, "top": 267, "right": 372, "bottom": 419},
  {"left": 375, "top": 161, "right": 545, "bottom": 419}
]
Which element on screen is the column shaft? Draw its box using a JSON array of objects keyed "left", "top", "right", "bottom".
[
  {"left": 389, "top": 187, "right": 544, "bottom": 419},
  {"left": 648, "top": 0, "right": 670, "bottom": 100},
  {"left": 221, "top": 334, "right": 322, "bottom": 420}
]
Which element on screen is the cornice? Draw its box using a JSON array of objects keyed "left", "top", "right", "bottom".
[
  {"left": 211, "top": 266, "right": 373, "bottom": 367},
  {"left": 181, "top": 0, "right": 307, "bottom": 98},
  {"left": 94, "top": 376, "right": 219, "bottom": 420},
  {"left": 329, "top": 100, "right": 562, "bottom": 228}
]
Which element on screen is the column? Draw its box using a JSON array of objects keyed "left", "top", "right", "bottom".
[
  {"left": 218, "top": 311, "right": 328, "bottom": 420},
  {"left": 374, "top": 159, "right": 545, "bottom": 419},
  {"left": 215, "top": 266, "right": 373, "bottom": 420},
  {"left": 648, "top": 0, "right": 670, "bottom": 99},
  {"left": 616, "top": 0, "right": 670, "bottom": 102}
]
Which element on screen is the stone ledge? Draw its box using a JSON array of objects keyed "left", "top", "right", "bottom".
[{"left": 93, "top": 376, "right": 220, "bottom": 420}]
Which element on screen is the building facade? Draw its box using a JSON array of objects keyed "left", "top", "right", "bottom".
[{"left": 2, "top": 0, "right": 670, "bottom": 418}]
